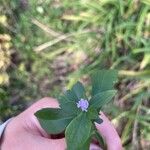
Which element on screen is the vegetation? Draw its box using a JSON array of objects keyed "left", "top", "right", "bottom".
[
  {"left": 36, "top": 70, "right": 118, "bottom": 150},
  {"left": 0, "top": 0, "right": 150, "bottom": 149}
]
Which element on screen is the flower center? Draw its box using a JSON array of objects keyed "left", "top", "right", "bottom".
[{"left": 76, "top": 98, "right": 89, "bottom": 112}]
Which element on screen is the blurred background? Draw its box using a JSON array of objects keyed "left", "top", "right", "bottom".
[{"left": 0, "top": 0, "right": 150, "bottom": 149}]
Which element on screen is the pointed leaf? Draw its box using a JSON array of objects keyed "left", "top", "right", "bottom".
[
  {"left": 65, "top": 112, "right": 92, "bottom": 150},
  {"left": 91, "top": 70, "right": 118, "bottom": 96},
  {"left": 58, "top": 95, "right": 80, "bottom": 115},
  {"left": 58, "top": 95, "right": 70, "bottom": 105},
  {"left": 35, "top": 108, "right": 74, "bottom": 134},
  {"left": 64, "top": 90, "right": 78, "bottom": 102},
  {"left": 87, "top": 108, "right": 99, "bottom": 120},
  {"left": 72, "top": 81, "right": 86, "bottom": 100},
  {"left": 90, "top": 90, "right": 116, "bottom": 109},
  {"left": 87, "top": 108, "right": 103, "bottom": 124},
  {"left": 78, "top": 136, "right": 92, "bottom": 150},
  {"left": 60, "top": 101, "right": 80, "bottom": 115}
]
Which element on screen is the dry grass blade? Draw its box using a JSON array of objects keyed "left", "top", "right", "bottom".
[
  {"left": 34, "top": 29, "right": 98, "bottom": 52},
  {"left": 32, "top": 19, "right": 63, "bottom": 37}
]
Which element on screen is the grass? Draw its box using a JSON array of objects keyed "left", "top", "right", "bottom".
[{"left": 0, "top": 0, "right": 150, "bottom": 149}]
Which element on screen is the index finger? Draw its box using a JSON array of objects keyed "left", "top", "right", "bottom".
[{"left": 95, "top": 112, "right": 123, "bottom": 150}]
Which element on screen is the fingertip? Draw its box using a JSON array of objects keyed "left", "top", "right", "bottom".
[
  {"left": 29, "top": 97, "right": 59, "bottom": 113},
  {"left": 37, "top": 97, "right": 59, "bottom": 108},
  {"left": 90, "top": 143, "right": 102, "bottom": 150}
]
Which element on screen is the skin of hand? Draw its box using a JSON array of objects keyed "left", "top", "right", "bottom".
[{"left": 0, "top": 97, "right": 123, "bottom": 150}]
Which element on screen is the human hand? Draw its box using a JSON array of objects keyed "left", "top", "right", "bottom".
[{"left": 1, "top": 97, "right": 122, "bottom": 150}]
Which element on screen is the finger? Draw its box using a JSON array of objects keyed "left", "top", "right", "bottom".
[
  {"left": 95, "top": 112, "right": 122, "bottom": 150},
  {"left": 26, "top": 97, "right": 59, "bottom": 114},
  {"left": 90, "top": 143, "right": 102, "bottom": 150},
  {"left": 39, "top": 137, "right": 66, "bottom": 150},
  {"left": 20, "top": 97, "right": 60, "bottom": 137}
]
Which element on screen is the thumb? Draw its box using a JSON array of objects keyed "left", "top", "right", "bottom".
[
  {"left": 21, "top": 97, "right": 60, "bottom": 137},
  {"left": 38, "top": 137, "right": 66, "bottom": 150}
]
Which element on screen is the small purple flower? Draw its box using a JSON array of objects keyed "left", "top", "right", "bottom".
[{"left": 77, "top": 98, "right": 89, "bottom": 112}]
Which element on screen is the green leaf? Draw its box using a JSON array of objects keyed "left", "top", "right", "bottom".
[
  {"left": 58, "top": 95, "right": 80, "bottom": 115},
  {"left": 60, "top": 101, "right": 80, "bottom": 115},
  {"left": 35, "top": 108, "right": 74, "bottom": 134},
  {"left": 64, "top": 90, "right": 78, "bottom": 102},
  {"left": 87, "top": 108, "right": 99, "bottom": 120},
  {"left": 72, "top": 81, "right": 86, "bottom": 100},
  {"left": 61, "top": 102, "right": 80, "bottom": 115},
  {"left": 78, "top": 136, "right": 92, "bottom": 150},
  {"left": 65, "top": 112, "right": 92, "bottom": 150},
  {"left": 89, "top": 90, "right": 117, "bottom": 109},
  {"left": 87, "top": 108, "right": 103, "bottom": 124},
  {"left": 58, "top": 95, "right": 70, "bottom": 104},
  {"left": 91, "top": 70, "right": 118, "bottom": 96}
]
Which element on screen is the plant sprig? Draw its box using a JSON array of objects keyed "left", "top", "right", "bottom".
[{"left": 35, "top": 70, "right": 118, "bottom": 150}]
